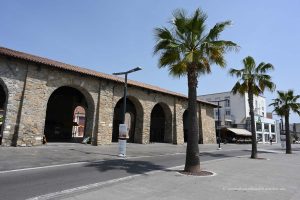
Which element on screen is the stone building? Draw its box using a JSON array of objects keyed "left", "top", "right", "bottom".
[{"left": 0, "top": 47, "right": 216, "bottom": 147}]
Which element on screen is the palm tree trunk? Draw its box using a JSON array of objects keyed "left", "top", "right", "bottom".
[
  {"left": 184, "top": 65, "right": 200, "bottom": 173},
  {"left": 285, "top": 114, "right": 292, "bottom": 154},
  {"left": 248, "top": 91, "right": 257, "bottom": 159}
]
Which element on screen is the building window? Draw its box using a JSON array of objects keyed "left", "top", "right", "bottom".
[
  {"left": 225, "top": 97, "right": 230, "bottom": 107},
  {"left": 256, "top": 123, "right": 262, "bottom": 132},
  {"left": 225, "top": 110, "right": 231, "bottom": 116},
  {"left": 264, "top": 124, "right": 269, "bottom": 132},
  {"left": 271, "top": 125, "right": 275, "bottom": 133}
]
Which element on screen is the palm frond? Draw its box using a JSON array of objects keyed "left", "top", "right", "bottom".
[
  {"left": 270, "top": 90, "right": 300, "bottom": 118},
  {"left": 231, "top": 81, "right": 248, "bottom": 95},
  {"left": 243, "top": 56, "right": 256, "bottom": 73},
  {"left": 206, "top": 21, "right": 232, "bottom": 41},
  {"left": 159, "top": 49, "right": 180, "bottom": 67},
  {"left": 229, "top": 68, "right": 243, "bottom": 77},
  {"left": 256, "top": 62, "right": 274, "bottom": 73},
  {"left": 230, "top": 56, "right": 275, "bottom": 99},
  {"left": 169, "top": 62, "right": 187, "bottom": 77},
  {"left": 154, "top": 27, "right": 173, "bottom": 41},
  {"left": 209, "top": 40, "right": 239, "bottom": 52},
  {"left": 154, "top": 8, "right": 238, "bottom": 79}
]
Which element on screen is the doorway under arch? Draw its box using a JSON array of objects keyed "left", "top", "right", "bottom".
[
  {"left": 112, "top": 98, "right": 137, "bottom": 143},
  {"left": 150, "top": 103, "right": 172, "bottom": 143},
  {"left": 44, "top": 86, "right": 93, "bottom": 143},
  {"left": 0, "top": 80, "right": 8, "bottom": 145},
  {"left": 112, "top": 96, "right": 144, "bottom": 143}
]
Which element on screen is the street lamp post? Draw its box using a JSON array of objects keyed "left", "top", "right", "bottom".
[
  {"left": 209, "top": 99, "right": 229, "bottom": 150},
  {"left": 113, "top": 67, "right": 142, "bottom": 157}
]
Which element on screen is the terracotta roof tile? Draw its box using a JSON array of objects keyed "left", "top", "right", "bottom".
[{"left": 0, "top": 47, "right": 217, "bottom": 107}]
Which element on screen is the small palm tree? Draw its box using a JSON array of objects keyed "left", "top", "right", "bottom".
[
  {"left": 269, "top": 90, "right": 300, "bottom": 154},
  {"left": 154, "top": 8, "right": 238, "bottom": 173},
  {"left": 229, "top": 56, "right": 275, "bottom": 159}
]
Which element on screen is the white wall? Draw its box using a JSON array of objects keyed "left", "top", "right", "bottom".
[{"left": 199, "top": 92, "right": 267, "bottom": 124}]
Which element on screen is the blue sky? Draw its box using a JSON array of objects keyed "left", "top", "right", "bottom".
[{"left": 1, "top": 0, "right": 300, "bottom": 122}]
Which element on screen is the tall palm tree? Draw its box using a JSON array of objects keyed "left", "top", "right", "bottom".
[
  {"left": 154, "top": 8, "right": 238, "bottom": 173},
  {"left": 229, "top": 56, "right": 275, "bottom": 159},
  {"left": 269, "top": 90, "right": 300, "bottom": 154}
]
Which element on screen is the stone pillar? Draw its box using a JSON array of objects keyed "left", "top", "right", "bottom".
[
  {"left": 96, "top": 80, "right": 114, "bottom": 145},
  {"left": 174, "top": 99, "right": 185, "bottom": 145},
  {"left": 199, "top": 103, "right": 216, "bottom": 144},
  {"left": 141, "top": 105, "right": 151, "bottom": 144},
  {"left": 17, "top": 64, "right": 49, "bottom": 146},
  {"left": 0, "top": 58, "right": 28, "bottom": 146}
]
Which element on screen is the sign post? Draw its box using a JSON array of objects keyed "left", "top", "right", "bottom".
[{"left": 118, "top": 124, "right": 128, "bottom": 157}]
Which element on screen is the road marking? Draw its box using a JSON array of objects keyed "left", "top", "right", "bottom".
[
  {"left": 25, "top": 155, "right": 249, "bottom": 200},
  {"left": 26, "top": 174, "right": 142, "bottom": 200},
  {"left": 0, "top": 161, "right": 90, "bottom": 174},
  {"left": 0, "top": 148, "right": 253, "bottom": 174}
]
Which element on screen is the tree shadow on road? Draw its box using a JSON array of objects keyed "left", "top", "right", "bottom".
[
  {"left": 84, "top": 159, "right": 166, "bottom": 175},
  {"left": 200, "top": 152, "right": 235, "bottom": 158}
]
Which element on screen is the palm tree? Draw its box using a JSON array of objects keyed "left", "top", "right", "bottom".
[
  {"left": 154, "top": 8, "right": 238, "bottom": 173},
  {"left": 269, "top": 90, "right": 300, "bottom": 154},
  {"left": 229, "top": 56, "right": 275, "bottom": 159}
]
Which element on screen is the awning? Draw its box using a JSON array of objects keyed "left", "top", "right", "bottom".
[{"left": 227, "top": 128, "right": 252, "bottom": 136}]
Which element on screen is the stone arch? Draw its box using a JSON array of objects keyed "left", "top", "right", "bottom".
[
  {"left": 183, "top": 110, "right": 189, "bottom": 143},
  {"left": 112, "top": 96, "right": 144, "bottom": 143},
  {"left": 44, "top": 86, "right": 95, "bottom": 143},
  {"left": 0, "top": 78, "right": 8, "bottom": 145},
  {"left": 150, "top": 102, "right": 172, "bottom": 143}
]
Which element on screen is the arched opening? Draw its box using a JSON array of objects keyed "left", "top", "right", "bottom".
[
  {"left": 44, "top": 86, "right": 92, "bottom": 143},
  {"left": 72, "top": 106, "right": 86, "bottom": 139},
  {"left": 150, "top": 103, "right": 172, "bottom": 143},
  {"left": 0, "top": 80, "right": 8, "bottom": 145},
  {"left": 183, "top": 110, "right": 189, "bottom": 143},
  {"left": 112, "top": 97, "right": 137, "bottom": 143}
]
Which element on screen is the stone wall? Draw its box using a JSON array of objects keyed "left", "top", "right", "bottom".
[
  {"left": 0, "top": 56, "right": 28, "bottom": 146},
  {"left": 0, "top": 55, "right": 216, "bottom": 146},
  {"left": 199, "top": 103, "right": 216, "bottom": 144}
]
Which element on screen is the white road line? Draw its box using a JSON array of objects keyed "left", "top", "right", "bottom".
[{"left": 0, "top": 161, "right": 90, "bottom": 174}]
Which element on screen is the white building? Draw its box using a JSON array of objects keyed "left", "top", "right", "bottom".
[{"left": 199, "top": 91, "right": 277, "bottom": 144}]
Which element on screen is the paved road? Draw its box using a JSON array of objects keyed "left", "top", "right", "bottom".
[{"left": 0, "top": 149, "right": 253, "bottom": 200}]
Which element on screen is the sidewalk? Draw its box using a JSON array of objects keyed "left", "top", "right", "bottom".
[{"left": 59, "top": 150, "right": 300, "bottom": 200}]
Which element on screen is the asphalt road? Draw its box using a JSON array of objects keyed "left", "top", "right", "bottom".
[{"left": 0, "top": 149, "right": 253, "bottom": 200}]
